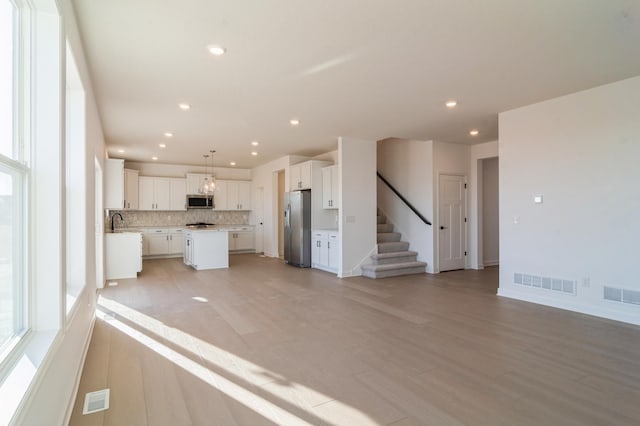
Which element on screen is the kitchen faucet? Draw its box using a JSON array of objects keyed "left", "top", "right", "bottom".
[{"left": 111, "top": 212, "right": 124, "bottom": 232}]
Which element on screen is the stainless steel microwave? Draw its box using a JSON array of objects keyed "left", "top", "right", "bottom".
[{"left": 186, "top": 194, "right": 214, "bottom": 209}]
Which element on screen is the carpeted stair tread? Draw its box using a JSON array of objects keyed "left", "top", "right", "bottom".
[
  {"left": 377, "top": 241, "right": 410, "bottom": 253},
  {"left": 377, "top": 232, "right": 402, "bottom": 243}
]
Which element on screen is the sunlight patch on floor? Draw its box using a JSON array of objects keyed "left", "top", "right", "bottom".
[
  {"left": 96, "top": 309, "right": 316, "bottom": 425},
  {"left": 97, "top": 295, "right": 378, "bottom": 425}
]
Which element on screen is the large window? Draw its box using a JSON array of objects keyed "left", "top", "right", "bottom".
[{"left": 0, "top": 0, "right": 27, "bottom": 354}]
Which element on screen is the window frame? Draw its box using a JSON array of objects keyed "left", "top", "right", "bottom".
[{"left": 0, "top": 0, "right": 30, "bottom": 364}]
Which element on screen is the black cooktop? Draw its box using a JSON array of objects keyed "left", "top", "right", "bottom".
[{"left": 186, "top": 222, "right": 215, "bottom": 228}]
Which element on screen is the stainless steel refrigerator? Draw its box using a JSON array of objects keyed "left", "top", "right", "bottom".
[{"left": 284, "top": 190, "right": 311, "bottom": 267}]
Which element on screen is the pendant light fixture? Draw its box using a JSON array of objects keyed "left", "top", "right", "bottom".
[{"left": 199, "top": 150, "right": 217, "bottom": 194}]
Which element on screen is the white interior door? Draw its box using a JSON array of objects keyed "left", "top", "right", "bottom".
[{"left": 438, "top": 174, "right": 466, "bottom": 271}]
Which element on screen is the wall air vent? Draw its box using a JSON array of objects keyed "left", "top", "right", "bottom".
[
  {"left": 604, "top": 286, "right": 640, "bottom": 306},
  {"left": 514, "top": 273, "right": 576, "bottom": 295},
  {"left": 83, "top": 389, "right": 110, "bottom": 415}
]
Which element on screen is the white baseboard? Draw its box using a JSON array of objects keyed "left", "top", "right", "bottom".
[
  {"left": 483, "top": 260, "right": 499, "bottom": 267},
  {"left": 497, "top": 287, "right": 640, "bottom": 326}
]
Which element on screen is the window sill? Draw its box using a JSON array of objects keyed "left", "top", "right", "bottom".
[{"left": 0, "top": 330, "right": 58, "bottom": 425}]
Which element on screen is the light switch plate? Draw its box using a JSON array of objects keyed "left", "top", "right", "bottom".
[{"left": 534, "top": 195, "right": 543, "bottom": 204}]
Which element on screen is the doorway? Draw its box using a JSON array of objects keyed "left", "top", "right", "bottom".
[
  {"left": 438, "top": 174, "right": 466, "bottom": 271},
  {"left": 94, "top": 157, "right": 104, "bottom": 288},
  {"left": 277, "top": 170, "right": 285, "bottom": 258},
  {"left": 254, "top": 186, "right": 264, "bottom": 254},
  {"left": 481, "top": 157, "right": 499, "bottom": 267}
]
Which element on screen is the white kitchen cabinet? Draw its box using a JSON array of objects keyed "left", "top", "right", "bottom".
[
  {"left": 168, "top": 228, "right": 185, "bottom": 254},
  {"left": 139, "top": 177, "right": 185, "bottom": 211},
  {"left": 105, "top": 158, "right": 124, "bottom": 209},
  {"left": 213, "top": 180, "right": 229, "bottom": 210},
  {"left": 226, "top": 181, "right": 251, "bottom": 210},
  {"left": 322, "top": 165, "right": 340, "bottom": 209},
  {"left": 328, "top": 232, "right": 340, "bottom": 269},
  {"left": 143, "top": 227, "right": 184, "bottom": 256},
  {"left": 214, "top": 180, "right": 251, "bottom": 211},
  {"left": 169, "top": 179, "right": 186, "bottom": 210},
  {"left": 186, "top": 173, "right": 212, "bottom": 195},
  {"left": 184, "top": 229, "right": 228, "bottom": 270},
  {"left": 147, "top": 229, "right": 169, "bottom": 255},
  {"left": 227, "top": 226, "right": 255, "bottom": 252},
  {"left": 311, "top": 229, "right": 339, "bottom": 273},
  {"left": 105, "top": 232, "right": 142, "bottom": 279},
  {"left": 289, "top": 161, "right": 312, "bottom": 191},
  {"left": 124, "top": 168, "right": 139, "bottom": 210}
]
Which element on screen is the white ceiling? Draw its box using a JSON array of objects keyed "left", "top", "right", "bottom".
[{"left": 72, "top": 0, "right": 640, "bottom": 169}]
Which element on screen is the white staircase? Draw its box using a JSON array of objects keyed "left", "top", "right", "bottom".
[{"left": 362, "top": 211, "right": 427, "bottom": 279}]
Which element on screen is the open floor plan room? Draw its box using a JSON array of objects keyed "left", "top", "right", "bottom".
[{"left": 70, "top": 256, "right": 640, "bottom": 425}]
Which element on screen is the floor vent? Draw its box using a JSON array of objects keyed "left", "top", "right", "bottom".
[
  {"left": 514, "top": 273, "right": 576, "bottom": 295},
  {"left": 83, "top": 389, "right": 110, "bottom": 415},
  {"left": 604, "top": 286, "right": 640, "bottom": 306}
]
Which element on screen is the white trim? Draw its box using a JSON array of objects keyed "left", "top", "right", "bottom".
[
  {"left": 62, "top": 314, "right": 96, "bottom": 425},
  {"left": 483, "top": 260, "right": 499, "bottom": 267}
]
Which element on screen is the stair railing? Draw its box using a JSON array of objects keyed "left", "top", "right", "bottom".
[{"left": 376, "top": 172, "right": 432, "bottom": 226}]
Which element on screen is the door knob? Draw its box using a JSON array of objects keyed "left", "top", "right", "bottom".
[{"left": 440, "top": 226, "right": 447, "bottom": 230}]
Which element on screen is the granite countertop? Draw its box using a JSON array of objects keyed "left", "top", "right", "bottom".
[{"left": 108, "top": 224, "right": 254, "bottom": 234}]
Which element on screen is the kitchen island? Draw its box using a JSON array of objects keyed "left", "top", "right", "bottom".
[{"left": 183, "top": 228, "right": 229, "bottom": 270}]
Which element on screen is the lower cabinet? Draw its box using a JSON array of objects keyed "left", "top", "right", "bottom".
[
  {"left": 105, "top": 232, "right": 142, "bottom": 280},
  {"left": 143, "top": 228, "right": 185, "bottom": 257},
  {"left": 227, "top": 227, "right": 255, "bottom": 252},
  {"left": 311, "top": 229, "right": 339, "bottom": 273}
]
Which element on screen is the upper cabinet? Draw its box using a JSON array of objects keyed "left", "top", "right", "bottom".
[
  {"left": 186, "top": 173, "right": 211, "bottom": 195},
  {"left": 104, "top": 158, "right": 124, "bottom": 209},
  {"left": 289, "top": 161, "right": 312, "bottom": 190},
  {"left": 124, "top": 168, "right": 139, "bottom": 210},
  {"left": 214, "top": 180, "right": 251, "bottom": 211},
  {"left": 169, "top": 178, "right": 187, "bottom": 210},
  {"left": 139, "top": 177, "right": 186, "bottom": 211},
  {"left": 322, "top": 165, "right": 340, "bottom": 209},
  {"left": 227, "top": 181, "right": 251, "bottom": 210}
]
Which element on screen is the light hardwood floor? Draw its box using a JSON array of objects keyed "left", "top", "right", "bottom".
[{"left": 69, "top": 255, "right": 640, "bottom": 425}]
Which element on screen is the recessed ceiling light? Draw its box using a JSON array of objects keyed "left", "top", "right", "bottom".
[
  {"left": 152, "top": 156, "right": 158, "bottom": 160},
  {"left": 178, "top": 103, "right": 191, "bottom": 110},
  {"left": 251, "top": 141, "right": 259, "bottom": 146},
  {"left": 159, "top": 143, "right": 166, "bottom": 148},
  {"left": 230, "top": 161, "right": 236, "bottom": 166},
  {"left": 251, "top": 151, "right": 258, "bottom": 156},
  {"left": 290, "top": 119, "right": 300, "bottom": 126},
  {"left": 469, "top": 129, "right": 479, "bottom": 136},
  {"left": 117, "top": 149, "right": 125, "bottom": 153},
  {"left": 445, "top": 100, "right": 457, "bottom": 108},
  {"left": 164, "top": 132, "right": 173, "bottom": 138},
  {"left": 207, "top": 45, "right": 226, "bottom": 56}
]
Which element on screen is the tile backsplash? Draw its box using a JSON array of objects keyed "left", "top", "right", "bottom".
[{"left": 108, "top": 210, "right": 250, "bottom": 228}]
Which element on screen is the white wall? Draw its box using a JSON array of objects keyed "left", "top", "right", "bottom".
[
  {"left": 468, "top": 141, "right": 499, "bottom": 269},
  {"left": 377, "top": 139, "right": 435, "bottom": 272},
  {"left": 125, "top": 161, "right": 251, "bottom": 180},
  {"left": 482, "top": 157, "right": 499, "bottom": 266},
  {"left": 498, "top": 75, "right": 640, "bottom": 326},
  {"left": 433, "top": 141, "right": 470, "bottom": 272},
  {"left": 339, "top": 137, "right": 377, "bottom": 277},
  {"left": 15, "top": 0, "right": 106, "bottom": 424}
]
